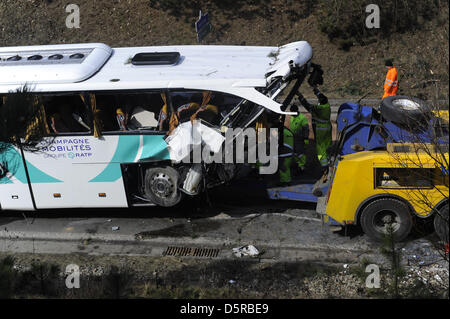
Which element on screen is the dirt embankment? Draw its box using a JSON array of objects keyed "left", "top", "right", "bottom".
[
  {"left": 0, "top": 0, "right": 448, "bottom": 100},
  {"left": 1, "top": 252, "right": 448, "bottom": 299}
]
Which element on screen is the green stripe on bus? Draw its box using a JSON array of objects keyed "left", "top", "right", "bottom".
[{"left": 89, "top": 135, "right": 140, "bottom": 183}]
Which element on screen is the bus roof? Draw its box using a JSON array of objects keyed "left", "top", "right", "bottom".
[{"left": 0, "top": 41, "right": 313, "bottom": 114}]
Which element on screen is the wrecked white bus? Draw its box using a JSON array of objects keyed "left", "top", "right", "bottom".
[{"left": 0, "top": 41, "right": 315, "bottom": 210}]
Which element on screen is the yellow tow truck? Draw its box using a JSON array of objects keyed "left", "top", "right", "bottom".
[
  {"left": 319, "top": 96, "right": 448, "bottom": 241},
  {"left": 270, "top": 95, "right": 449, "bottom": 242},
  {"left": 320, "top": 144, "right": 448, "bottom": 241}
]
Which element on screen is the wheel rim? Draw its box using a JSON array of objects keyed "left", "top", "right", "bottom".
[
  {"left": 372, "top": 209, "right": 401, "bottom": 234},
  {"left": 150, "top": 172, "right": 175, "bottom": 199},
  {"left": 392, "top": 99, "right": 420, "bottom": 111}
]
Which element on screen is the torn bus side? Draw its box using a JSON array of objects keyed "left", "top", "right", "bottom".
[{"left": 137, "top": 49, "right": 318, "bottom": 207}]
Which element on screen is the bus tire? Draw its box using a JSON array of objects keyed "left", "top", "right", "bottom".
[
  {"left": 360, "top": 198, "right": 413, "bottom": 242},
  {"left": 144, "top": 166, "right": 182, "bottom": 207},
  {"left": 434, "top": 204, "right": 449, "bottom": 243}
]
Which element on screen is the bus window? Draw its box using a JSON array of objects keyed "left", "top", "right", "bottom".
[
  {"left": 95, "top": 94, "right": 117, "bottom": 132},
  {"left": 169, "top": 90, "right": 243, "bottom": 127},
  {"left": 127, "top": 92, "right": 163, "bottom": 130},
  {"left": 95, "top": 92, "right": 165, "bottom": 132},
  {"left": 43, "top": 95, "right": 91, "bottom": 134},
  {"left": 170, "top": 91, "right": 202, "bottom": 124}
]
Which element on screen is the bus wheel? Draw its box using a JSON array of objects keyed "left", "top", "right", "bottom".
[
  {"left": 144, "top": 167, "right": 182, "bottom": 207},
  {"left": 360, "top": 198, "right": 413, "bottom": 242},
  {"left": 434, "top": 204, "right": 449, "bottom": 243}
]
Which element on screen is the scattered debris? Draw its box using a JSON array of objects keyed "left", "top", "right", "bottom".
[
  {"left": 209, "top": 212, "right": 232, "bottom": 220},
  {"left": 232, "top": 245, "right": 260, "bottom": 258},
  {"left": 329, "top": 225, "right": 343, "bottom": 232}
]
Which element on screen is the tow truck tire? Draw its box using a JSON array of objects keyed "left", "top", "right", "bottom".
[
  {"left": 380, "top": 95, "right": 431, "bottom": 126},
  {"left": 434, "top": 204, "right": 449, "bottom": 243},
  {"left": 144, "top": 166, "right": 182, "bottom": 207},
  {"left": 360, "top": 198, "right": 413, "bottom": 242}
]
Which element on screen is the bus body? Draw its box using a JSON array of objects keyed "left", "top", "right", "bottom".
[
  {"left": 0, "top": 134, "right": 170, "bottom": 210},
  {"left": 0, "top": 41, "right": 314, "bottom": 211}
]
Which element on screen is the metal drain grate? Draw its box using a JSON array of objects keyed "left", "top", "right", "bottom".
[{"left": 164, "top": 246, "right": 220, "bottom": 258}]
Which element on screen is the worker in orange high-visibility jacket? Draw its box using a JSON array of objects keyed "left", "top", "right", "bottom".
[{"left": 383, "top": 59, "right": 399, "bottom": 99}]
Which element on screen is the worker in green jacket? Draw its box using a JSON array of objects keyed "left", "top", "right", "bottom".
[
  {"left": 279, "top": 104, "right": 309, "bottom": 184},
  {"left": 296, "top": 87, "right": 332, "bottom": 167}
]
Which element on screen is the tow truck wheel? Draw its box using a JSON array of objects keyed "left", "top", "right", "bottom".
[
  {"left": 144, "top": 166, "right": 182, "bottom": 207},
  {"left": 380, "top": 95, "right": 431, "bottom": 126},
  {"left": 360, "top": 198, "right": 413, "bottom": 242},
  {"left": 434, "top": 204, "right": 449, "bottom": 243}
]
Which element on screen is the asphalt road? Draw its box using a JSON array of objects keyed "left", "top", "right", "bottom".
[
  {"left": 0, "top": 181, "right": 443, "bottom": 267},
  {"left": 0, "top": 180, "right": 375, "bottom": 260}
]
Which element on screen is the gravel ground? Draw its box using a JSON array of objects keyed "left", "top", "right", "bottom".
[{"left": 1, "top": 247, "right": 448, "bottom": 298}]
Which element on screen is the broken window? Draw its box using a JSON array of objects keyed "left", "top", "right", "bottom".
[
  {"left": 94, "top": 91, "right": 166, "bottom": 132},
  {"left": 168, "top": 90, "right": 243, "bottom": 127},
  {"left": 42, "top": 94, "right": 91, "bottom": 135}
]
